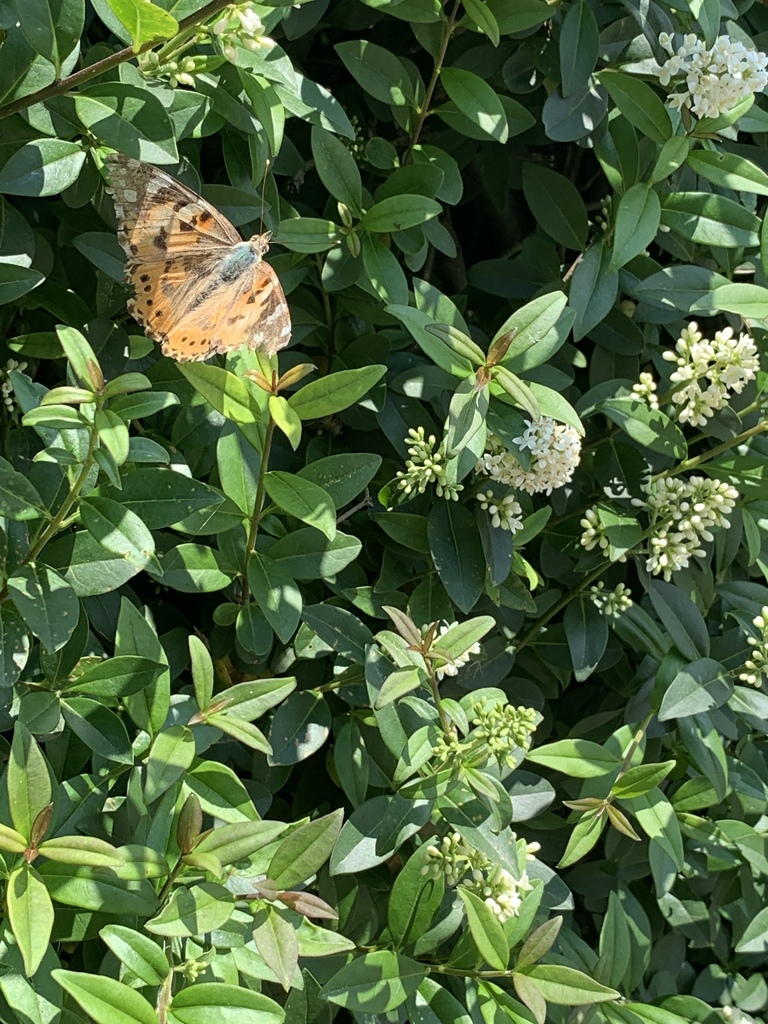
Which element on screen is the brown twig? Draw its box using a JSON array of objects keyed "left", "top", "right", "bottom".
[{"left": 0, "top": 0, "right": 234, "bottom": 121}]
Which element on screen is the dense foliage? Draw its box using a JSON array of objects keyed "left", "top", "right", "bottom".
[{"left": 2, "top": 0, "right": 768, "bottom": 1021}]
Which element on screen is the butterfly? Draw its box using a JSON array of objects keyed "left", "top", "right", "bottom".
[{"left": 105, "top": 153, "right": 291, "bottom": 362}]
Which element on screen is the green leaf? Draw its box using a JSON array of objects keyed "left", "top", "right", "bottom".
[
  {"left": 462, "top": 0, "right": 500, "bottom": 45},
  {"left": 686, "top": 148, "right": 768, "bottom": 196},
  {"left": 13, "top": 0, "right": 83, "bottom": 75},
  {"left": 195, "top": 819, "right": 287, "bottom": 867},
  {"left": 493, "top": 291, "right": 568, "bottom": 368},
  {"left": 0, "top": 455, "right": 47, "bottom": 521},
  {"left": 288, "top": 366, "right": 386, "bottom": 419},
  {"left": 64, "top": 655, "right": 164, "bottom": 698},
  {"left": 152, "top": 544, "right": 234, "bottom": 593},
  {"left": 298, "top": 453, "right": 382, "bottom": 509},
  {"left": 557, "top": 810, "right": 607, "bottom": 868},
  {"left": 105, "top": 0, "right": 177, "bottom": 51},
  {"left": 247, "top": 553, "right": 302, "bottom": 643},
  {"left": 712, "top": 282, "right": 768, "bottom": 319},
  {"left": 0, "top": 140, "right": 86, "bottom": 197},
  {"left": 522, "top": 163, "right": 588, "bottom": 249},
  {"left": 526, "top": 739, "right": 621, "bottom": 778},
  {"left": 311, "top": 125, "right": 364, "bottom": 215},
  {"left": 334, "top": 40, "right": 415, "bottom": 106},
  {"left": 170, "top": 984, "right": 284, "bottom": 1024},
  {"left": 648, "top": 580, "right": 709, "bottom": 660},
  {"left": 80, "top": 496, "right": 158, "bottom": 573},
  {"left": 7, "top": 563, "right": 79, "bottom": 654},
  {"left": 302, "top": 604, "right": 373, "bottom": 664},
  {"left": 559, "top": 1, "right": 599, "bottom": 97},
  {"left": 569, "top": 242, "right": 619, "bottom": 341},
  {"left": 177, "top": 363, "right": 261, "bottom": 423},
  {"left": 76, "top": 83, "right": 177, "bottom": 164},
  {"left": 268, "top": 691, "right": 331, "bottom": 765},
  {"left": 268, "top": 529, "right": 362, "bottom": 581},
  {"left": 52, "top": 971, "right": 158, "bottom": 1024},
  {"left": 330, "top": 795, "right": 431, "bottom": 874},
  {"left": 7, "top": 864, "right": 54, "bottom": 977},
  {"left": 660, "top": 192, "right": 760, "bottom": 248},
  {"left": 735, "top": 906, "right": 768, "bottom": 953},
  {"left": 428, "top": 501, "right": 486, "bottom": 614},
  {"left": 564, "top": 599, "right": 608, "bottom": 681},
  {"left": 624, "top": 788, "right": 684, "bottom": 867},
  {"left": 252, "top": 905, "right": 299, "bottom": 992},
  {"left": 99, "top": 925, "right": 169, "bottom": 987},
  {"left": 264, "top": 471, "right": 336, "bottom": 540},
  {"left": 522, "top": 965, "right": 619, "bottom": 1004},
  {"left": 322, "top": 951, "right": 427, "bottom": 1013},
  {"left": 658, "top": 659, "right": 732, "bottom": 721},
  {"left": 458, "top": 888, "right": 509, "bottom": 970},
  {"left": 145, "top": 882, "right": 234, "bottom": 938},
  {"left": 0, "top": 605, "right": 30, "bottom": 688},
  {"left": 612, "top": 761, "right": 676, "bottom": 799},
  {"left": 268, "top": 808, "right": 343, "bottom": 888},
  {"left": 143, "top": 725, "right": 196, "bottom": 803},
  {"left": 60, "top": 697, "right": 133, "bottom": 763},
  {"left": 440, "top": 68, "right": 508, "bottom": 143},
  {"left": 610, "top": 184, "right": 661, "bottom": 270},
  {"left": 361, "top": 195, "right": 441, "bottom": 233},
  {"left": 598, "top": 71, "right": 672, "bottom": 144},
  {"left": 274, "top": 217, "right": 341, "bottom": 253},
  {"left": 598, "top": 397, "right": 686, "bottom": 459}
]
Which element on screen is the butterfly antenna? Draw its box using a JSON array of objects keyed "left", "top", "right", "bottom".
[{"left": 259, "top": 158, "right": 270, "bottom": 234}]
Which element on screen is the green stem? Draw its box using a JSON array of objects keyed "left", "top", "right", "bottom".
[
  {"left": 241, "top": 417, "right": 276, "bottom": 602},
  {"left": 403, "top": 0, "right": 460, "bottom": 163},
  {"left": 0, "top": 0, "right": 233, "bottom": 121},
  {"left": 513, "top": 560, "right": 610, "bottom": 655},
  {"left": 426, "top": 662, "right": 453, "bottom": 736},
  {"left": 0, "top": 418, "right": 100, "bottom": 604},
  {"left": 156, "top": 941, "right": 175, "bottom": 1024},
  {"left": 659, "top": 418, "right": 768, "bottom": 478}
]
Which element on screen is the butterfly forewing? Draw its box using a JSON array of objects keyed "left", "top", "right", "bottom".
[{"left": 106, "top": 153, "right": 292, "bottom": 362}]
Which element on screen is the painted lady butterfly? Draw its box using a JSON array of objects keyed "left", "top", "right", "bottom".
[{"left": 106, "top": 153, "right": 292, "bottom": 362}]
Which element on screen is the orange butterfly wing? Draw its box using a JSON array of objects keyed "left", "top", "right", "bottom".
[{"left": 106, "top": 153, "right": 292, "bottom": 361}]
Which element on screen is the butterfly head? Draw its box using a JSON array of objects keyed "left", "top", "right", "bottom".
[{"left": 249, "top": 232, "right": 272, "bottom": 258}]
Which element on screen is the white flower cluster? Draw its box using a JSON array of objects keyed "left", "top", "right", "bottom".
[
  {"left": 632, "top": 372, "right": 659, "bottom": 411},
  {"left": 214, "top": 4, "right": 275, "bottom": 62},
  {"left": 740, "top": 606, "right": 768, "bottom": 687},
  {"left": 476, "top": 420, "right": 581, "bottom": 496},
  {"left": 580, "top": 507, "right": 627, "bottom": 562},
  {"left": 1, "top": 359, "right": 26, "bottom": 412},
  {"left": 663, "top": 322, "right": 760, "bottom": 427},
  {"left": 589, "top": 581, "right": 634, "bottom": 616},
  {"left": 632, "top": 475, "right": 739, "bottom": 580},
  {"left": 476, "top": 490, "right": 523, "bottom": 533},
  {"left": 654, "top": 33, "right": 768, "bottom": 119},
  {"left": 422, "top": 833, "right": 534, "bottom": 922},
  {"left": 395, "top": 427, "right": 462, "bottom": 502},
  {"left": 434, "top": 621, "right": 481, "bottom": 682}
]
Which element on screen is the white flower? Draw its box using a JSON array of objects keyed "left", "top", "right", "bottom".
[
  {"left": 662, "top": 321, "right": 759, "bottom": 426},
  {"left": 652, "top": 33, "right": 768, "bottom": 119},
  {"left": 633, "top": 372, "right": 659, "bottom": 411},
  {"left": 476, "top": 420, "right": 581, "bottom": 496},
  {"left": 476, "top": 490, "right": 523, "bottom": 533},
  {"left": 434, "top": 621, "right": 481, "bottom": 682},
  {"left": 469, "top": 865, "right": 533, "bottom": 923},
  {"left": 740, "top": 606, "right": 768, "bottom": 687},
  {"left": 215, "top": 2, "right": 275, "bottom": 62},
  {"left": 589, "top": 581, "right": 633, "bottom": 616},
  {"left": 632, "top": 474, "right": 739, "bottom": 580},
  {"left": 580, "top": 508, "right": 629, "bottom": 563}
]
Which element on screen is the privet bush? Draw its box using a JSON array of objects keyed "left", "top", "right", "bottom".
[{"left": 2, "top": 0, "right": 768, "bottom": 1021}]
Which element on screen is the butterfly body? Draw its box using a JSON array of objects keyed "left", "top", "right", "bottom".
[{"left": 106, "top": 154, "right": 291, "bottom": 362}]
